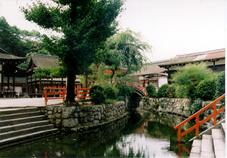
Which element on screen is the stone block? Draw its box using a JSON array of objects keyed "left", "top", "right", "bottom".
[
  {"left": 62, "top": 118, "right": 78, "bottom": 128},
  {"left": 62, "top": 107, "right": 76, "bottom": 118}
]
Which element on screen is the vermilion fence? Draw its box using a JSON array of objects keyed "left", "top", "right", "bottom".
[
  {"left": 44, "top": 87, "right": 66, "bottom": 105},
  {"left": 175, "top": 94, "right": 225, "bottom": 142},
  {"left": 44, "top": 86, "right": 90, "bottom": 105}
]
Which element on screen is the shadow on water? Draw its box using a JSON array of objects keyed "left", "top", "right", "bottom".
[{"left": 0, "top": 112, "right": 190, "bottom": 158}]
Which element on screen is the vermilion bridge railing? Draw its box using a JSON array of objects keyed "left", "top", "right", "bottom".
[
  {"left": 127, "top": 83, "right": 147, "bottom": 96},
  {"left": 44, "top": 86, "right": 90, "bottom": 105},
  {"left": 175, "top": 94, "right": 225, "bottom": 142}
]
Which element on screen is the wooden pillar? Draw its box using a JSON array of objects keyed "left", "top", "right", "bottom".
[
  {"left": 1, "top": 69, "right": 3, "bottom": 92},
  {"left": 34, "top": 76, "right": 37, "bottom": 97},
  {"left": 212, "top": 61, "right": 216, "bottom": 71},
  {"left": 7, "top": 75, "right": 9, "bottom": 89},
  {"left": 13, "top": 73, "right": 15, "bottom": 97},
  {"left": 26, "top": 74, "right": 28, "bottom": 95}
]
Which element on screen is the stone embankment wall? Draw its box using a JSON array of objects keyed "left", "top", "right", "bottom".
[
  {"left": 42, "top": 101, "right": 127, "bottom": 131},
  {"left": 139, "top": 97, "right": 191, "bottom": 117}
]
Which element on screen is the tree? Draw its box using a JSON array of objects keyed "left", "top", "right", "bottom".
[
  {"left": 172, "top": 63, "right": 216, "bottom": 99},
  {"left": 103, "top": 30, "right": 150, "bottom": 83},
  {"left": 0, "top": 16, "right": 53, "bottom": 56},
  {"left": 215, "top": 72, "right": 225, "bottom": 97},
  {"left": 195, "top": 79, "right": 216, "bottom": 100},
  {"left": 23, "top": 0, "right": 123, "bottom": 103}
]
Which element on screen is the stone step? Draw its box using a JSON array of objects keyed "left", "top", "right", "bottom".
[
  {"left": 0, "top": 107, "right": 38, "bottom": 115},
  {"left": 0, "top": 124, "right": 54, "bottom": 140},
  {"left": 0, "top": 115, "right": 46, "bottom": 127},
  {"left": 0, "top": 120, "right": 50, "bottom": 133},
  {"left": 200, "top": 134, "right": 215, "bottom": 158},
  {"left": 212, "top": 129, "right": 225, "bottom": 158},
  {"left": 221, "top": 123, "right": 225, "bottom": 134},
  {"left": 0, "top": 128, "right": 58, "bottom": 148},
  {"left": 0, "top": 111, "right": 42, "bottom": 121},
  {"left": 189, "top": 139, "right": 201, "bottom": 158}
]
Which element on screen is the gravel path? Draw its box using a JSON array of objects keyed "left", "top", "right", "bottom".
[{"left": 0, "top": 98, "right": 63, "bottom": 108}]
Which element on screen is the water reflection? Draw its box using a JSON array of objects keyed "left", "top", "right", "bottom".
[{"left": 0, "top": 114, "right": 180, "bottom": 158}]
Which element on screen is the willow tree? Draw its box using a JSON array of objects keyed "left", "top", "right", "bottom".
[
  {"left": 23, "top": 0, "right": 123, "bottom": 103},
  {"left": 104, "top": 30, "right": 150, "bottom": 83}
]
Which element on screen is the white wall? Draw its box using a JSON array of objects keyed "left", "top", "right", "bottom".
[{"left": 158, "top": 76, "right": 168, "bottom": 88}]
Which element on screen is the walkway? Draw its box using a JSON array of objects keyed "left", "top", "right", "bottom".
[{"left": 0, "top": 98, "right": 62, "bottom": 108}]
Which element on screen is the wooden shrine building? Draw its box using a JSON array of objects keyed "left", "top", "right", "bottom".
[
  {"left": 131, "top": 64, "right": 168, "bottom": 89},
  {"left": 0, "top": 48, "right": 26, "bottom": 97},
  {"left": 158, "top": 48, "right": 225, "bottom": 82},
  {"left": 27, "top": 54, "right": 81, "bottom": 97}
]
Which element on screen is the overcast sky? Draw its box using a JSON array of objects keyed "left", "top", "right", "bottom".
[{"left": 0, "top": 0, "right": 225, "bottom": 62}]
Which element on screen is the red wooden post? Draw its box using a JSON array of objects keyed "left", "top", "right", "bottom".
[
  {"left": 195, "top": 115, "right": 200, "bottom": 137},
  {"left": 213, "top": 103, "right": 217, "bottom": 127},
  {"left": 177, "top": 127, "right": 181, "bottom": 142},
  {"left": 44, "top": 88, "right": 48, "bottom": 106}
]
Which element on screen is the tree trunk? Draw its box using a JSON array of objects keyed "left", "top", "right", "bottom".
[
  {"left": 85, "top": 72, "right": 88, "bottom": 88},
  {"left": 110, "top": 68, "right": 116, "bottom": 84},
  {"left": 66, "top": 69, "right": 75, "bottom": 103}
]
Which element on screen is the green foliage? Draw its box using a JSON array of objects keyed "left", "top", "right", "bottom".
[
  {"left": 157, "top": 84, "right": 176, "bottom": 98},
  {"left": 90, "top": 85, "right": 105, "bottom": 105},
  {"left": 33, "top": 68, "right": 51, "bottom": 78},
  {"left": 216, "top": 72, "right": 225, "bottom": 97},
  {"left": 33, "top": 67, "right": 66, "bottom": 78},
  {"left": 104, "top": 30, "right": 150, "bottom": 73},
  {"left": 167, "top": 85, "right": 176, "bottom": 98},
  {"left": 195, "top": 79, "right": 216, "bottom": 101},
  {"left": 104, "top": 86, "right": 117, "bottom": 100},
  {"left": 146, "top": 84, "right": 156, "bottom": 97},
  {"left": 0, "top": 17, "right": 45, "bottom": 56},
  {"left": 23, "top": 0, "right": 123, "bottom": 102},
  {"left": 190, "top": 99, "right": 203, "bottom": 115},
  {"left": 157, "top": 84, "right": 168, "bottom": 98},
  {"left": 116, "top": 83, "right": 134, "bottom": 99},
  {"left": 172, "top": 63, "right": 216, "bottom": 99}
]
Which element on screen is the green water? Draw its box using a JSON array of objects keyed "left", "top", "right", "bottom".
[{"left": 0, "top": 113, "right": 183, "bottom": 158}]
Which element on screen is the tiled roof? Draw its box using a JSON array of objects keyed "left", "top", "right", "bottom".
[
  {"left": 0, "top": 48, "right": 25, "bottom": 60},
  {"left": 159, "top": 48, "right": 225, "bottom": 66},
  {"left": 31, "top": 54, "right": 59, "bottom": 69},
  {"left": 132, "top": 64, "right": 167, "bottom": 76}
]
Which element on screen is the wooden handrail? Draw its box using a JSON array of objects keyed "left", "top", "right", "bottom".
[{"left": 175, "top": 94, "right": 225, "bottom": 142}]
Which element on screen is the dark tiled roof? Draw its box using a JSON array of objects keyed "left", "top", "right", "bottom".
[
  {"left": 159, "top": 48, "right": 225, "bottom": 66},
  {"left": 132, "top": 64, "right": 167, "bottom": 76},
  {"left": 0, "top": 48, "right": 25, "bottom": 60},
  {"left": 31, "top": 54, "right": 59, "bottom": 69}
]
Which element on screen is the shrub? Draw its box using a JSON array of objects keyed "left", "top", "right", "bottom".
[
  {"left": 104, "top": 86, "right": 117, "bottom": 99},
  {"left": 196, "top": 79, "right": 216, "bottom": 101},
  {"left": 157, "top": 84, "right": 168, "bottom": 97},
  {"left": 146, "top": 84, "right": 156, "bottom": 97},
  {"left": 216, "top": 72, "right": 225, "bottom": 97},
  {"left": 172, "top": 63, "right": 216, "bottom": 99},
  {"left": 190, "top": 99, "right": 203, "bottom": 116},
  {"left": 90, "top": 85, "right": 105, "bottom": 104},
  {"left": 116, "top": 83, "right": 134, "bottom": 100},
  {"left": 167, "top": 85, "right": 176, "bottom": 98}
]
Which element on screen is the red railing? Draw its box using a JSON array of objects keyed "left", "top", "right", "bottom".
[
  {"left": 44, "top": 86, "right": 90, "bottom": 105},
  {"left": 127, "top": 82, "right": 147, "bottom": 96},
  {"left": 76, "top": 88, "right": 90, "bottom": 101},
  {"left": 175, "top": 94, "right": 225, "bottom": 142},
  {"left": 44, "top": 87, "right": 66, "bottom": 105}
]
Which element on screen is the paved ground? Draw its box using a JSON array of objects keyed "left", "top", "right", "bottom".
[{"left": 0, "top": 98, "right": 63, "bottom": 108}]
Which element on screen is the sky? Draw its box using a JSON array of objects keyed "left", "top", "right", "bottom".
[{"left": 0, "top": 0, "right": 225, "bottom": 62}]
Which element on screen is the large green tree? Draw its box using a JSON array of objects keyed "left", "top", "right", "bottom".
[
  {"left": 0, "top": 16, "right": 54, "bottom": 56},
  {"left": 23, "top": 0, "right": 123, "bottom": 103},
  {"left": 101, "top": 30, "right": 150, "bottom": 83}
]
